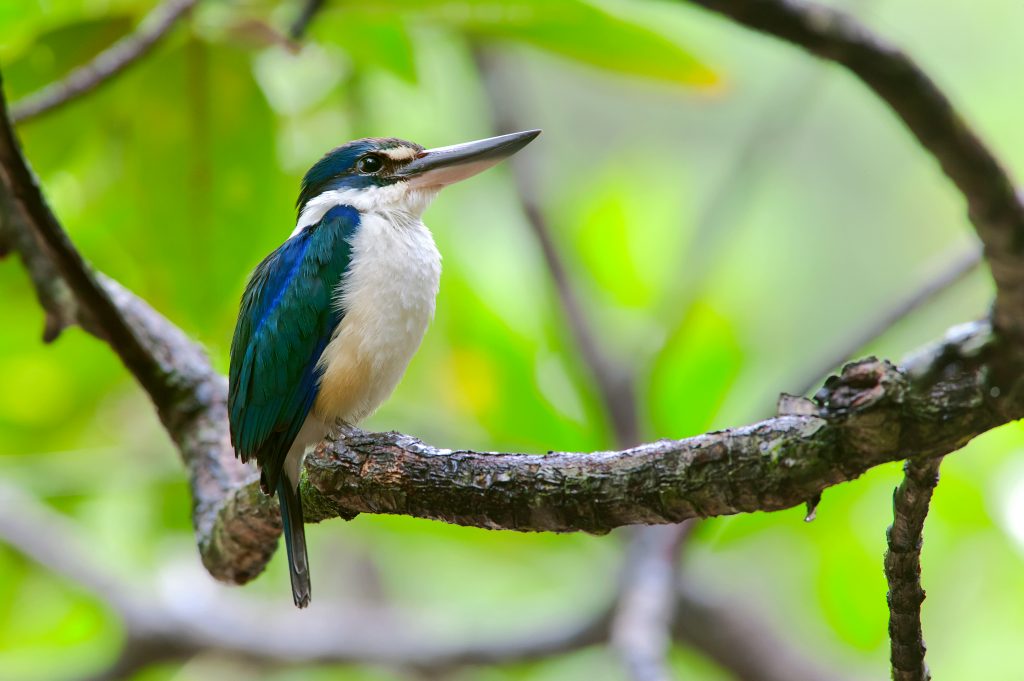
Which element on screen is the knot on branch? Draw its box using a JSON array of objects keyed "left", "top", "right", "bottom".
[
  {"left": 902, "top": 321, "right": 1020, "bottom": 440},
  {"left": 199, "top": 481, "right": 280, "bottom": 585},
  {"left": 814, "top": 358, "right": 907, "bottom": 457},
  {"left": 815, "top": 357, "right": 905, "bottom": 414}
]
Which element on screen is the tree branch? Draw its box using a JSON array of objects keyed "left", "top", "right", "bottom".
[
  {"left": 289, "top": 0, "right": 328, "bottom": 41},
  {"left": 0, "top": 73, "right": 250, "bottom": 588},
  {"left": 0, "top": 480, "right": 611, "bottom": 677},
  {"left": 612, "top": 523, "right": 695, "bottom": 681},
  {"left": 0, "top": 481, "right": 850, "bottom": 681},
  {"left": 0, "top": 74, "right": 196, "bottom": 409},
  {"left": 2, "top": 123, "right": 1018, "bottom": 593},
  {"left": 2, "top": 15, "right": 1024, "bottom": 679},
  {"left": 196, "top": 324, "right": 1023, "bottom": 582},
  {"left": 10, "top": 0, "right": 197, "bottom": 125},
  {"left": 0, "top": 185, "right": 82, "bottom": 341},
  {"left": 684, "top": 0, "right": 1024, "bottom": 337},
  {"left": 885, "top": 458, "right": 940, "bottom": 681}
]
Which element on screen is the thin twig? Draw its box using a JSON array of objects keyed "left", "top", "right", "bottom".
[
  {"left": 289, "top": 0, "right": 328, "bottom": 41},
  {"left": 11, "top": 0, "right": 197, "bottom": 125},
  {"left": 612, "top": 523, "right": 696, "bottom": 681},
  {"left": 885, "top": 458, "right": 941, "bottom": 681},
  {"left": 0, "top": 184, "right": 82, "bottom": 341},
  {"left": 471, "top": 48, "right": 683, "bottom": 681},
  {"left": 685, "top": 0, "right": 1024, "bottom": 337},
  {"left": 660, "top": 59, "right": 827, "bottom": 324},
  {"left": 792, "top": 245, "right": 983, "bottom": 397},
  {"left": 472, "top": 46, "right": 640, "bottom": 448}
]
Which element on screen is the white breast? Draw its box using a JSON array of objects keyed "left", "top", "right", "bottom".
[{"left": 313, "top": 210, "right": 441, "bottom": 424}]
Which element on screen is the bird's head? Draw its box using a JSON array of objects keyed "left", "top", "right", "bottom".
[{"left": 295, "top": 129, "right": 540, "bottom": 230}]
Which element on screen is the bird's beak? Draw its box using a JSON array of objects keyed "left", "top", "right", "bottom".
[{"left": 398, "top": 129, "right": 541, "bottom": 189}]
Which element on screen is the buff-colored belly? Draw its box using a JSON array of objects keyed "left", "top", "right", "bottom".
[
  {"left": 313, "top": 334, "right": 374, "bottom": 424},
  {"left": 313, "top": 306, "right": 419, "bottom": 424},
  {"left": 312, "top": 211, "right": 441, "bottom": 425}
]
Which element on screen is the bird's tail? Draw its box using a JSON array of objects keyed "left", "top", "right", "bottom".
[{"left": 276, "top": 477, "right": 311, "bottom": 608}]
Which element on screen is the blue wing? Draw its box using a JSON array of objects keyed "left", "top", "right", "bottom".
[{"left": 228, "top": 205, "right": 360, "bottom": 492}]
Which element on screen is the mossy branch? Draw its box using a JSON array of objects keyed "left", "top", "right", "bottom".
[{"left": 197, "top": 323, "right": 1024, "bottom": 582}]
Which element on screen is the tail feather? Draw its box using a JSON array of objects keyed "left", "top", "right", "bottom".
[{"left": 276, "top": 477, "right": 311, "bottom": 608}]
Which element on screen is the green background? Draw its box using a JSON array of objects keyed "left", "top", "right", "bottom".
[{"left": 2, "top": 0, "right": 1023, "bottom": 679}]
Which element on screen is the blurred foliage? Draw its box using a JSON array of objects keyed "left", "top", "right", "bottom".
[{"left": 2, "top": 0, "right": 1024, "bottom": 680}]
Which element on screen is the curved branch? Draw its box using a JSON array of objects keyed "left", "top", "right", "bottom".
[
  {"left": 199, "top": 321, "right": 1024, "bottom": 581},
  {"left": 684, "top": 0, "right": 1024, "bottom": 336},
  {"left": 5, "top": 175, "right": 1013, "bottom": 589},
  {"left": 308, "top": 346, "right": 984, "bottom": 531},
  {"left": 289, "top": 0, "right": 327, "bottom": 41},
  {"left": 11, "top": 0, "right": 197, "bottom": 125},
  {"left": 3, "top": 7, "right": 1024, "bottom": 648},
  {"left": 0, "top": 74, "right": 194, "bottom": 410},
  {"left": 0, "top": 481, "right": 853, "bottom": 681},
  {"left": 0, "top": 187, "right": 81, "bottom": 341},
  {"left": 0, "top": 73, "right": 247, "bottom": 583}
]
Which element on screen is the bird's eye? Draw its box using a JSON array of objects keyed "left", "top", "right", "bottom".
[{"left": 358, "top": 155, "right": 384, "bottom": 174}]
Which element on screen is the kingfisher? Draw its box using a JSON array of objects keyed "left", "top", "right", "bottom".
[{"left": 228, "top": 129, "right": 540, "bottom": 608}]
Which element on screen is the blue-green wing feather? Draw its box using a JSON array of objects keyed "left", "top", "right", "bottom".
[{"left": 228, "top": 205, "right": 360, "bottom": 492}]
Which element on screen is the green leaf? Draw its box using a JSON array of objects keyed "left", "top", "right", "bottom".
[
  {"left": 311, "top": 14, "right": 419, "bottom": 83},
  {"left": 329, "top": 0, "right": 715, "bottom": 86},
  {"left": 459, "top": 0, "right": 716, "bottom": 86}
]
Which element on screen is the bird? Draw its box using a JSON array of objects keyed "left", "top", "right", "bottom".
[{"left": 227, "top": 129, "right": 541, "bottom": 608}]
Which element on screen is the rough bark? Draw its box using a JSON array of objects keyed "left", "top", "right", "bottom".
[
  {"left": 194, "top": 323, "right": 1024, "bottom": 582},
  {"left": 4, "top": 8, "right": 1024, "bottom": 681},
  {"left": 885, "top": 458, "right": 941, "bottom": 681},
  {"left": 0, "top": 480, "right": 859, "bottom": 681},
  {"left": 4, "top": 0, "right": 1023, "bottom": 594}
]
